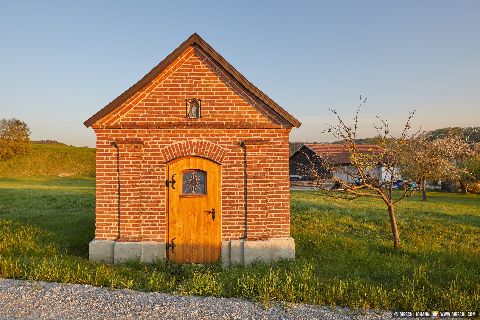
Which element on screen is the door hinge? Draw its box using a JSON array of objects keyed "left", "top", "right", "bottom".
[
  {"left": 166, "top": 238, "right": 176, "bottom": 254},
  {"left": 165, "top": 174, "right": 176, "bottom": 189}
]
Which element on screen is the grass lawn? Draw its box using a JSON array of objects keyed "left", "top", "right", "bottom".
[
  {"left": 0, "top": 144, "right": 95, "bottom": 178},
  {"left": 0, "top": 177, "right": 479, "bottom": 310}
]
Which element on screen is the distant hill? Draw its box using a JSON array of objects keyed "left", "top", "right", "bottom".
[
  {"left": 32, "top": 140, "right": 67, "bottom": 145},
  {"left": 0, "top": 144, "right": 95, "bottom": 177},
  {"left": 427, "top": 127, "right": 480, "bottom": 142}
]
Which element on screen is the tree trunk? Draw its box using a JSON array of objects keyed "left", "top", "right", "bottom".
[
  {"left": 387, "top": 204, "right": 400, "bottom": 250},
  {"left": 421, "top": 178, "right": 427, "bottom": 201}
]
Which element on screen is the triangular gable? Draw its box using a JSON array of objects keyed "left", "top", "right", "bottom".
[{"left": 84, "top": 33, "right": 301, "bottom": 128}]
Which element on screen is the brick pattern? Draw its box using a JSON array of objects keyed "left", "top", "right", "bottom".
[
  {"left": 160, "top": 139, "right": 228, "bottom": 163},
  {"left": 92, "top": 46, "right": 292, "bottom": 244},
  {"left": 117, "top": 142, "right": 143, "bottom": 241}
]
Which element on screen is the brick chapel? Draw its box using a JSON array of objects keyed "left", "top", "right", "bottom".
[{"left": 84, "top": 33, "right": 301, "bottom": 265}]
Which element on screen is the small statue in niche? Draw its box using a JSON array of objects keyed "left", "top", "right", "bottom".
[{"left": 186, "top": 98, "right": 201, "bottom": 118}]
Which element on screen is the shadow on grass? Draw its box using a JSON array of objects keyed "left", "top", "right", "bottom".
[
  {"left": 406, "top": 209, "right": 480, "bottom": 228},
  {"left": 0, "top": 179, "right": 95, "bottom": 258}
]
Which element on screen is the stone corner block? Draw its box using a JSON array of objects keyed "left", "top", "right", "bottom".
[
  {"left": 141, "top": 241, "right": 166, "bottom": 263},
  {"left": 113, "top": 241, "right": 143, "bottom": 264},
  {"left": 221, "top": 240, "right": 231, "bottom": 267},
  {"left": 89, "top": 239, "right": 115, "bottom": 264},
  {"left": 230, "top": 239, "right": 245, "bottom": 265},
  {"left": 244, "top": 240, "right": 272, "bottom": 265},
  {"left": 221, "top": 238, "right": 295, "bottom": 266},
  {"left": 270, "top": 237, "right": 295, "bottom": 260}
]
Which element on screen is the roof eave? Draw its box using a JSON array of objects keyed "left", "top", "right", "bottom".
[{"left": 84, "top": 33, "right": 201, "bottom": 128}]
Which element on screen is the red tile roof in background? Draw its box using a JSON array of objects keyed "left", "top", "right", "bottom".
[{"left": 303, "top": 143, "right": 384, "bottom": 165}]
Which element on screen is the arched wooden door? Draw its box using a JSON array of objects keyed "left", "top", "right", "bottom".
[{"left": 166, "top": 156, "right": 221, "bottom": 263}]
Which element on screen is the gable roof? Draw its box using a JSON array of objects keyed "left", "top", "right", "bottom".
[
  {"left": 84, "top": 33, "right": 301, "bottom": 128},
  {"left": 300, "top": 143, "right": 384, "bottom": 165}
]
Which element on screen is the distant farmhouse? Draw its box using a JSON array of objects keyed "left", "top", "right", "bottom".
[{"left": 289, "top": 144, "right": 384, "bottom": 183}]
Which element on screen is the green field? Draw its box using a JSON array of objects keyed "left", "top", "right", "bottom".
[
  {"left": 0, "top": 176, "right": 479, "bottom": 311},
  {"left": 0, "top": 144, "right": 95, "bottom": 177}
]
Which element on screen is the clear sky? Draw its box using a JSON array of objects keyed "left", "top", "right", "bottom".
[{"left": 1, "top": 0, "right": 479, "bottom": 147}]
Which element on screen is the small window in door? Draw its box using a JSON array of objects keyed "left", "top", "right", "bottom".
[{"left": 182, "top": 170, "right": 206, "bottom": 195}]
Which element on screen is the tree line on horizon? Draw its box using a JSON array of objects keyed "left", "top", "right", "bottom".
[{"left": 289, "top": 126, "right": 480, "bottom": 155}]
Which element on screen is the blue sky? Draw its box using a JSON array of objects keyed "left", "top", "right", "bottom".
[{"left": 1, "top": 0, "right": 479, "bottom": 147}]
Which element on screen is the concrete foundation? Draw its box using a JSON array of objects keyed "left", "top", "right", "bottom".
[
  {"left": 142, "top": 241, "right": 166, "bottom": 263},
  {"left": 221, "top": 237, "right": 295, "bottom": 266},
  {"left": 90, "top": 238, "right": 294, "bottom": 266},
  {"left": 230, "top": 239, "right": 245, "bottom": 265},
  {"left": 89, "top": 240, "right": 166, "bottom": 264},
  {"left": 89, "top": 240, "right": 115, "bottom": 264},
  {"left": 113, "top": 242, "right": 143, "bottom": 264}
]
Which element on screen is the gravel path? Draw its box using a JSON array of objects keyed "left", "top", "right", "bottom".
[{"left": 0, "top": 278, "right": 392, "bottom": 319}]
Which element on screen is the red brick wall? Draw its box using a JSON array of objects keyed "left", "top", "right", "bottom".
[{"left": 92, "top": 45, "right": 292, "bottom": 242}]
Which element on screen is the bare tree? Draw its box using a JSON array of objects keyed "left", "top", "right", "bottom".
[{"left": 298, "top": 98, "right": 419, "bottom": 250}]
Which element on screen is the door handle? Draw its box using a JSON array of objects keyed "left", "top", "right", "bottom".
[{"left": 205, "top": 208, "right": 216, "bottom": 221}]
